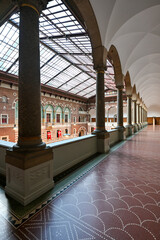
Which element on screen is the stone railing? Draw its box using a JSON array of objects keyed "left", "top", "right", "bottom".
[
  {"left": 0, "top": 123, "right": 146, "bottom": 178},
  {"left": 108, "top": 129, "right": 119, "bottom": 146},
  {"left": 48, "top": 135, "right": 97, "bottom": 176},
  {"left": 0, "top": 140, "right": 14, "bottom": 175}
]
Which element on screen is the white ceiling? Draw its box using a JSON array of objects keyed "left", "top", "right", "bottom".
[{"left": 90, "top": 0, "right": 160, "bottom": 110}]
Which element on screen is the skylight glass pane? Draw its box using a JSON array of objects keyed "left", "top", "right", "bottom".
[{"left": 0, "top": 0, "right": 116, "bottom": 99}]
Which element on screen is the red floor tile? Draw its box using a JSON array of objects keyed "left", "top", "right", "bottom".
[{"left": 11, "top": 126, "right": 160, "bottom": 239}]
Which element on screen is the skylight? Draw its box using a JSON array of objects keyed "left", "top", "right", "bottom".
[{"left": 0, "top": 0, "right": 116, "bottom": 99}]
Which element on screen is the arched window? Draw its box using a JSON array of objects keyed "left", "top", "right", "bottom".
[
  {"left": 56, "top": 106, "right": 62, "bottom": 123},
  {"left": 45, "top": 105, "right": 53, "bottom": 124},
  {"left": 64, "top": 107, "right": 70, "bottom": 123},
  {"left": 15, "top": 101, "right": 18, "bottom": 125}
]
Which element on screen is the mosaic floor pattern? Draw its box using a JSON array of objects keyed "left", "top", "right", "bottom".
[{"left": 1, "top": 125, "right": 160, "bottom": 239}]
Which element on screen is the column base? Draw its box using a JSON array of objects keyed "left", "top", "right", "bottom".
[
  {"left": 13, "top": 141, "right": 46, "bottom": 152},
  {"left": 5, "top": 147, "right": 54, "bottom": 206},
  {"left": 137, "top": 123, "right": 141, "bottom": 130},
  {"left": 133, "top": 124, "right": 138, "bottom": 132},
  {"left": 125, "top": 124, "right": 133, "bottom": 136},
  {"left": 116, "top": 126, "right": 126, "bottom": 141},
  {"left": 92, "top": 131, "right": 110, "bottom": 153}
]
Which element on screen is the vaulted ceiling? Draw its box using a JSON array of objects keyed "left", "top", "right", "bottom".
[{"left": 90, "top": 0, "right": 160, "bottom": 112}]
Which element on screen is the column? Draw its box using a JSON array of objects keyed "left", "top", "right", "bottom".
[
  {"left": 139, "top": 104, "right": 142, "bottom": 128},
  {"left": 95, "top": 70, "right": 105, "bottom": 132},
  {"left": 5, "top": 1, "right": 54, "bottom": 206},
  {"left": 92, "top": 69, "right": 109, "bottom": 153},
  {"left": 126, "top": 95, "right": 133, "bottom": 135},
  {"left": 116, "top": 85, "right": 125, "bottom": 140},
  {"left": 140, "top": 105, "right": 142, "bottom": 127},
  {"left": 127, "top": 95, "right": 132, "bottom": 125},
  {"left": 17, "top": 3, "right": 44, "bottom": 148},
  {"left": 141, "top": 107, "right": 143, "bottom": 125},
  {"left": 136, "top": 103, "right": 140, "bottom": 129},
  {"left": 132, "top": 100, "right": 137, "bottom": 132},
  {"left": 117, "top": 85, "right": 123, "bottom": 128},
  {"left": 143, "top": 108, "right": 145, "bottom": 124}
]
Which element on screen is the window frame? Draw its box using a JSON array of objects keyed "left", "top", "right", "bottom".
[{"left": 1, "top": 114, "right": 8, "bottom": 124}]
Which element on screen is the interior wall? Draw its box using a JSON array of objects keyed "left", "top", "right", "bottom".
[{"left": 147, "top": 105, "right": 160, "bottom": 117}]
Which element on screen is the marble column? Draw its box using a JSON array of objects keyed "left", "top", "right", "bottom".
[
  {"left": 116, "top": 85, "right": 125, "bottom": 140},
  {"left": 5, "top": 1, "right": 54, "bottom": 206},
  {"left": 126, "top": 95, "right": 133, "bottom": 135},
  {"left": 92, "top": 69, "right": 109, "bottom": 153}
]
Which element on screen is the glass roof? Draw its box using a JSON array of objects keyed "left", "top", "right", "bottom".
[{"left": 0, "top": 0, "right": 116, "bottom": 99}]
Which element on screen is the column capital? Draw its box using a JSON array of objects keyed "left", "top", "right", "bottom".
[
  {"left": 96, "top": 69, "right": 105, "bottom": 74},
  {"left": 127, "top": 94, "right": 132, "bottom": 98},
  {"left": 132, "top": 99, "right": 137, "bottom": 103},
  {"left": 17, "top": 0, "right": 48, "bottom": 14},
  {"left": 116, "top": 85, "right": 124, "bottom": 90},
  {"left": 92, "top": 45, "right": 107, "bottom": 71}
]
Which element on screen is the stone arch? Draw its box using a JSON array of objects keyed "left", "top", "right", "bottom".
[
  {"left": 45, "top": 104, "right": 54, "bottom": 111},
  {"left": 12, "top": 98, "right": 18, "bottom": 109},
  {"left": 71, "top": 0, "right": 102, "bottom": 49},
  {"left": 78, "top": 126, "right": 87, "bottom": 137},
  {"left": 137, "top": 92, "right": 141, "bottom": 104},
  {"left": 108, "top": 45, "right": 124, "bottom": 87},
  {"left": 124, "top": 71, "right": 132, "bottom": 96},
  {"left": 71, "top": 0, "right": 107, "bottom": 70},
  {"left": 15, "top": 100, "right": 18, "bottom": 125},
  {"left": 132, "top": 84, "right": 137, "bottom": 101}
]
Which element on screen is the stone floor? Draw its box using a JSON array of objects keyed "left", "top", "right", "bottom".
[{"left": 1, "top": 125, "right": 160, "bottom": 239}]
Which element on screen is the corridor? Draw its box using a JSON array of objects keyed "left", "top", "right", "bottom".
[{"left": 1, "top": 126, "right": 160, "bottom": 239}]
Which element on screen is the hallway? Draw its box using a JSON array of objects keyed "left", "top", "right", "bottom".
[{"left": 1, "top": 126, "right": 160, "bottom": 239}]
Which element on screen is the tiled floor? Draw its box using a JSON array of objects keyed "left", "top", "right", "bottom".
[{"left": 1, "top": 125, "right": 160, "bottom": 239}]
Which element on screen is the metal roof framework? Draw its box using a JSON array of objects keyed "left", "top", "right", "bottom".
[{"left": 0, "top": 0, "right": 116, "bottom": 99}]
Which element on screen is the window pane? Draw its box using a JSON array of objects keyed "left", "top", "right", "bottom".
[{"left": 56, "top": 114, "right": 60, "bottom": 123}]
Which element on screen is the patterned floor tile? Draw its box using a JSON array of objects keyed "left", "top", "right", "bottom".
[{"left": 2, "top": 126, "right": 160, "bottom": 239}]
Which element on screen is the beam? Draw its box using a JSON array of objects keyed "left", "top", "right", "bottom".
[{"left": 40, "top": 32, "right": 88, "bottom": 40}]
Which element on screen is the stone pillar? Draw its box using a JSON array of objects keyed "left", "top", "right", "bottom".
[
  {"left": 143, "top": 108, "right": 145, "bottom": 124},
  {"left": 146, "top": 110, "right": 148, "bottom": 123},
  {"left": 5, "top": 1, "right": 54, "bottom": 206},
  {"left": 92, "top": 69, "right": 109, "bottom": 153},
  {"left": 136, "top": 103, "right": 140, "bottom": 130},
  {"left": 140, "top": 105, "right": 142, "bottom": 127},
  {"left": 132, "top": 100, "right": 137, "bottom": 132},
  {"left": 116, "top": 85, "right": 125, "bottom": 140},
  {"left": 138, "top": 104, "right": 142, "bottom": 129},
  {"left": 126, "top": 95, "right": 133, "bottom": 135},
  {"left": 141, "top": 108, "right": 143, "bottom": 125}
]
